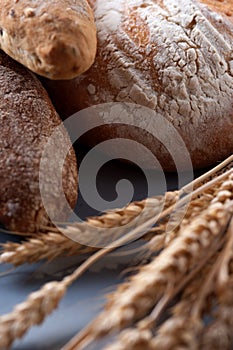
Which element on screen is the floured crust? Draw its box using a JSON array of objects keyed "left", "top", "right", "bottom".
[
  {"left": 0, "top": 51, "right": 78, "bottom": 232},
  {"left": 0, "top": 0, "right": 97, "bottom": 79},
  {"left": 43, "top": 0, "right": 233, "bottom": 170}
]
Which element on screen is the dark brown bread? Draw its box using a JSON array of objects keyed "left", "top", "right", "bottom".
[
  {"left": 0, "top": 0, "right": 97, "bottom": 79},
  {"left": 42, "top": 0, "right": 233, "bottom": 171},
  {"left": 0, "top": 50, "right": 78, "bottom": 233}
]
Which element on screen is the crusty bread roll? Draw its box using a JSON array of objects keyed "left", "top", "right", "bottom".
[
  {"left": 42, "top": 0, "right": 233, "bottom": 171},
  {"left": 0, "top": 50, "right": 78, "bottom": 233},
  {"left": 0, "top": 0, "right": 97, "bottom": 79}
]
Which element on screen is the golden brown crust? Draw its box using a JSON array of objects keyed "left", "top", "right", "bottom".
[
  {"left": 42, "top": 0, "right": 233, "bottom": 171},
  {"left": 199, "top": 0, "right": 233, "bottom": 19},
  {"left": 0, "top": 0, "right": 97, "bottom": 79},
  {"left": 0, "top": 50, "right": 78, "bottom": 232}
]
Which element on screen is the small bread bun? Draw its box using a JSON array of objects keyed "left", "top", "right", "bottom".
[
  {"left": 43, "top": 0, "right": 233, "bottom": 170},
  {"left": 0, "top": 0, "right": 97, "bottom": 79}
]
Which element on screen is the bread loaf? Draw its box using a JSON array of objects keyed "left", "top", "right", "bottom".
[
  {"left": 0, "top": 50, "right": 78, "bottom": 233},
  {"left": 0, "top": 0, "right": 97, "bottom": 79},
  {"left": 43, "top": 0, "right": 233, "bottom": 171}
]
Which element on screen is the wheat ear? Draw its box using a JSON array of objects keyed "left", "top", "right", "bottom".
[
  {"left": 0, "top": 193, "right": 177, "bottom": 267},
  {"left": 63, "top": 174, "right": 233, "bottom": 350},
  {"left": 119, "top": 219, "right": 233, "bottom": 350},
  {"left": 0, "top": 190, "right": 180, "bottom": 349},
  {"left": 0, "top": 173, "right": 217, "bottom": 348},
  {"left": 98, "top": 205, "right": 233, "bottom": 350},
  {"left": 0, "top": 232, "right": 95, "bottom": 266},
  {"left": 101, "top": 261, "right": 214, "bottom": 350},
  {"left": 102, "top": 262, "right": 213, "bottom": 350},
  {"left": 2, "top": 156, "right": 232, "bottom": 267},
  {"left": 148, "top": 245, "right": 230, "bottom": 350},
  {"left": 0, "top": 158, "right": 232, "bottom": 348},
  {"left": 199, "top": 219, "right": 233, "bottom": 350}
]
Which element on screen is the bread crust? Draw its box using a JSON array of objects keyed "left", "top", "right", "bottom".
[
  {"left": 199, "top": 0, "right": 233, "bottom": 18},
  {"left": 0, "top": 0, "right": 97, "bottom": 79},
  {"left": 43, "top": 0, "right": 233, "bottom": 170},
  {"left": 0, "top": 51, "right": 78, "bottom": 232}
]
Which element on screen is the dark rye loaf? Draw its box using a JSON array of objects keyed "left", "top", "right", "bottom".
[{"left": 0, "top": 51, "right": 78, "bottom": 233}]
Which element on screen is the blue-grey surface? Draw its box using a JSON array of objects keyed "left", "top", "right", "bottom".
[{"left": 0, "top": 239, "right": 128, "bottom": 349}]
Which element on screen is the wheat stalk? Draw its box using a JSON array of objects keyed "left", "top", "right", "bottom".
[
  {"left": 0, "top": 280, "right": 67, "bottom": 349},
  {"left": 0, "top": 232, "right": 93, "bottom": 266},
  {"left": 0, "top": 157, "right": 232, "bottom": 349},
  {"left": 0, "top": 191, "right": 207, "bottom": 347},
  {"left": 138, "top": 219, "right": 233, "bottom": 350},
  {"left": 0, "top": 194, "right": 177, "bottom": 267},
  {"left": 102, "top": 268, "right": 209, "bottom": 350},
  {"left": 104, "top": 270, "right": 226, "bottom": 350},
  {"left": 151, "top": 184, "right": 228, "bottom": 249},
  {"left": 102, "top": 249, "right": 224, "bottom": 350},
  {"left": 63, "top": 173, "right": 233, "bottom": 350},
  {"left": 100, "top": 227, "right": 228, "bottom": 350},
  {"left": 92, "top": 198, "right": 233, "bottom": 350},
  {"left": 148, "top": 249, "right": 228, "bottom": 350},
  {"left": 1, "top": 185, "right": 225, "bottom": 268},
  {"left": 0, "top": 191, "right": 179, "bottom": 348},
  {"left": 2, "top": 158, "right": 232, "bottom": 267}
]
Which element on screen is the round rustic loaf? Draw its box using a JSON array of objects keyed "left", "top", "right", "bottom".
[
  {"left": 0, "top": 50, "right": 78, "bottom": 233},
  {"left": 43, "top": 0, "right": 233, "bottom": 171},
  {"left": 0, "top": 0, "right": 97, "bottom": 79}
]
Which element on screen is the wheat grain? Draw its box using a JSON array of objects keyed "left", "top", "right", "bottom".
[
  {"left": 2, "top": 158, "right": 232, "bottom": 267},
  {"left": 148, "top": 219, "right": 233, "bottom": 350},
  {"left": 0, "top": 159, "right": 232, "bottom": 348},
  {"left": 103, "top": 328, "right": 154, "bottom": 350},
  {"left": 149, "top": 252, "right": 223, "bottom": 350},
  {"left": 0, "top": 191, "right": 179, "bottom": 348},
  {"left": 1, "top": 168, "right": 229, "bottom": 268},
  {"left": 101, "top": 225, "right": 231, "bottom": 350},
  {"left": 199, "top": 220, "right": 233, "bottom": 350},
  {"left": 142, "top": 218, "right": 233, "bottom": 350},
  {"left": 102, "top": 255, "right": 218, "bottom": 350},
  {"left": 0, "top": 184, "right": 194, "bottom": 349},
  {"left": 0, "top": 281, "right": 66, "bottom": 349},
  {"left": 147, "top": 172, "right": 233, "bottom": 251},
  {"left": 0, "top": 191, "right": 177, "bottom": 347},
  {"left": 0, "top": 232, "right": 94, "bottom": 266},
  {"left": 2, "top": 157, "right": 232, "bottom": 267},
  {"left": 57, "top": 191, "right": 177, "bottom": 249},
  {"left": 63, "top": 174, "right": 233, "bottom": 350},
  {"left": 103, "top": 311, "right": 200, "bottom": 350},
  {"left": 1, "top": 194, "right": 176, "bottom": 267}
]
